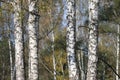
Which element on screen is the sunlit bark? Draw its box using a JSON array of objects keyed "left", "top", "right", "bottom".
[
  {"left": 116, "top": 24, "right": 119, "bottom": 80},
  {"left": 86, "top": 0, "right": 99, "bottom": 80},
  {"left": 28, "top": 0, "right": 38, "bottom": 80},
  {"left": 66, "top": 0, "right": 79, "bottom": 80},
  {"left": 13, "top": 0, "right": 25, "bottom": 80}
]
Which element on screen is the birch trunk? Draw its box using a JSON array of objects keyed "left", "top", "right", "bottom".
[
  {"left": 60, "top": 53, "right": 65, "bottom": 80},
  {"left": 52, "top": 30, "right": 56, "bottom": 80},
  {"left": 8, "top": 27, "right": 14, "bottom": 80},
  {"left": 7, "top": 10, "right": 14, "bottom": 80},
  {"left": 13, "top": 0, "right": 25, "bottom": 80},
  {"left": 66, "top": 0, "right": 79, "bottom": 80},
  {"left": 78, "top": 49, "right": 85, "bottom": 80},
  {"left": 50, "top": 6, "right": 57, "bottom": 79},
  {"left": 116, "top": 24, "right": 120, "bottom": 80},
  {"left": 86, "top": 0, "right": 99, "bottom": 80},
  {"left": 28, "top": 0, "right": 38, "bottom": 80}
]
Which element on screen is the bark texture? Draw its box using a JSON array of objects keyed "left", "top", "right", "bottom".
[
  {"left": 8, "top": 27, "right": 14, "bottom": 80},
  {"left": 116, "top": 24, "right": 120, "bottom": 80},
  {"left": 28, "top": 0, "right": 38, "bottom": 80},
  {"left": 52, "top": 30, "right": 56, "bottom": 80},
  {"left": 78, "top": 49, "right": 86, "bottom": 80},
  {"left": 86, "top": 0, "right": 99, "bottom": 80},
  {"left": 66, "top": 0, "right": 79, "bottom": 80},
  {"left": 13, "top": 0, "right": 25, "bottom": 80}
]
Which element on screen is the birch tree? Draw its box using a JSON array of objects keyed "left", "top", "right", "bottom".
[
  {"left": 52, "top": 29, "right": 56, "bottom": 80},
  {"left": 51, "top": 18, "right": 56, "bottom": 80},
  {"left": 9, "top": 34, "right": 14, "bottom": 80},
  {"left": 86, "top": 0, "right": 99, "bottom": 80},
  {"left": 8, "top": 16, "right": 14, "bottom": 80},
  {"left": 13, "top": 0, "right": 25, "bottom": 80},
  {"left": 50, "top": 2, "right": 57, "bottom": 79},
  {"left": 116, "top": 24, "right": 120, "bottom": 80},
  {"left": 28, "top": 0, "right": 38, "bottom": 80},
  {"left": 66, "top": 0, "right": 79, "bottom": 80}
]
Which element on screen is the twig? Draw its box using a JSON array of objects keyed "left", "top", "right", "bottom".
[{"left": 99, "top": 57, "right": 120, "bottom": 78}]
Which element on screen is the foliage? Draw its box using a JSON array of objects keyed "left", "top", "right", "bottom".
[
  {"left": 0, "top": 39, "right": 11, "bottom": 80},
  {"left": 0, "top": 0, "right": 120, "bottom": 80}
]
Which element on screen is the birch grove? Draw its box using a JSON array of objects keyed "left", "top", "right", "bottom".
[{"left": 0, "top": 0, "right": 120, "bottom": 80}]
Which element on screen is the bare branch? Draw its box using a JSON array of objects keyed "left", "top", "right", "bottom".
[{"left": 99, "top": 57, "right": 120, "bottom": 78}]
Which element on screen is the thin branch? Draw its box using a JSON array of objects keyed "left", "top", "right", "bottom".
[
  {"left": 39, "top": 56, "right": 53, "bottom": 75},
  {"left": 38, "top": 4, "right": 64, "bottom": 41},
  {"left": 99, "top": 57, "right": 120, "bottom": 78}
]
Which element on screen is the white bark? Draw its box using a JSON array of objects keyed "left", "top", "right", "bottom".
[
  {"left": 50, "top": 7, "right": 57, "bottom": 80},
  {"left": 13, "top": 0, "right": 25, "bottom": 80},
  {"left": 78, "top": 49, "right": 85, "bottom": 80},
  {"left": 5, "top": 1, "right": 14, "bottom": 79},
  {"left": 9, "top": 39, "right": 14, "bottom": 80},
  {"left": 86, "top": 0, "right": 99, "bottom": 80},
  {"left": 28, "top": 0, "right": 38, "bottom": 80},
  {"left": 116, "top": 24, "right": 120, "bottom": 80},
  {"left": 8, "top": 27, "right": 14, "bottom": 80},
  {"left": 52, "top": 30, "right": 56, "bottom": 80},
  {"left": 66, "top": 0, "right": 79, "bottom": 80}
]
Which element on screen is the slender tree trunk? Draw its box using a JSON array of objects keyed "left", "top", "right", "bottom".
[
  {"left": 52, "top": 30, "right": 56, "bottom": 80},
  {"left": 13, "top": 0, "right": 25, "bottom": 80},
  {"left": 78, "top": 50, "right": 86, "bottom": 80},
  {"left": 79, "top": 49, "right": 85, "bottom": 80},
  {"left": 9, "top": 40, "right": 14, "bottom": 80},
  {"left": 60, "top": 52, "right": 65, "bottom": 80},
  {"left": 50, "top": 5, "right": 57, "bottom": 79},
  {"left": 8, "top": 27, "right": 14, "bottom": 80},
  {"left": 6, "top": 10, "right": 14, "bottom": 80},
  {"left": 28, "top": 0, "right": 38, "bottom": 80},
  {"left": 66, "top": 0, "right": 79, "bottom": 80},
  {"left": 86, "top": 0, "right": 99, "bottom": 80},
  {"left": 116, "top": 24, "right": 120, "bottom": 80}
]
